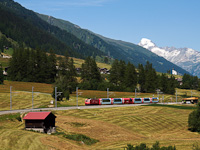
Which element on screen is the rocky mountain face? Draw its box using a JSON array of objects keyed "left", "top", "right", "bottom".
[{"left": 138, "top": 38, "right": 200, "bottom": 77}]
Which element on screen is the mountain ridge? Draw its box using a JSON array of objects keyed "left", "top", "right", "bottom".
[
  {"left": 0, "top": 0, "right": 105, "bottom": 58},
  {"left": 37, "top": 14, "right": 190, "bottom": 75},
  {"left": 139, "top": 38, "right": 200, "bottom": 77}
]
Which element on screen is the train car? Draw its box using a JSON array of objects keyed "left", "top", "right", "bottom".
[
  {"left": 143, "top": 98, "right": 151, "bottom": 103},
  {"left": 152, "top": 97, "right": 159, "bottom": 103},
  {"left": 100, "top": 98, "right": 113, "bottom": 105},
  {"left": 85, "top": 98, "right": 100, "bottom": 105},
  {"left": 123, "top": 98, "right": 133, "bottom": 104},
  {"left": 134, "top": 98, "right": 142, "bottom": 104},
  {"left": 113, "top": 98, "right": 123, "bottom": 104}
]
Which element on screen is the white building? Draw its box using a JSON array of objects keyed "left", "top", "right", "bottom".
[{"left": 172, "top": 69, "right": 178, "bottom": 75}]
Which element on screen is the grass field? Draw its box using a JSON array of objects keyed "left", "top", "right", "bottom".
[
  {"left": 72, "top": 57, "right": 111, "bottom": 69},
  {"left": 0, "top": 105, "right": 200, "bottom": 149},
  {"left": 1, "top": 80, "right": 199, "bottom": 111},
  {"left": 0, "top": 57, "right": 9, "bottom": 69}
]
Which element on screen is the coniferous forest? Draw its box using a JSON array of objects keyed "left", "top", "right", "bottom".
[
  {"left": 8, "top": 47, "right": 57, "bottom": 83},
  {"left": 7, "top": 46, "right": 179, "bottom": 100}
]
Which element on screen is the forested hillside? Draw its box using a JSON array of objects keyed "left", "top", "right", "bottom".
[
  {"left": 0, "top": 0, "right": 104, "bottom": 58},
  {"left": 38, "top": 14, "right": 190, "bottom": 75}
]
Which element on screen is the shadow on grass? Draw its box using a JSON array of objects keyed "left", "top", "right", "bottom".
[{"left": 52, "top": 132, "right": 99, "bottom": 145}]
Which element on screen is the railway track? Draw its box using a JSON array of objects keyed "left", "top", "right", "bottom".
[{"left": 0, "top": 103, "right": 149, "bottom": 115}]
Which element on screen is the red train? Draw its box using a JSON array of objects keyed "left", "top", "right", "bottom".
[{"left": 85, "top": 97, "right": 159, "bottom": 105}]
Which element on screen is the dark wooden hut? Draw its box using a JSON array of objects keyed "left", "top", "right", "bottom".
[{"left": 23, "top": 112, "right": 56, "bottom": 133}]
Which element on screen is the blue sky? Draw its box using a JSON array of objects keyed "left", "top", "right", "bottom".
[{"left": 14, "top": 0, "right": 200, "bottom": 51}]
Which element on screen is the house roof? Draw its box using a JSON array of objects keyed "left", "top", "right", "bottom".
[{"left": 23, "top": 112, "right": 52, "bottom": 120}]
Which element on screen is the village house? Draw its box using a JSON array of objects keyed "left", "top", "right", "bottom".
[
  {"left": 176, "top": 78, "right": 183, "bottom": 85},
  {"left": 23, "top": 111, "right": 56, "bottom": 134},
  {"left": 99, "top": 68, "right": 110, "bottom": 74}
]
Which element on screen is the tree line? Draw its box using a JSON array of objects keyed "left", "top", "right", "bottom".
[
  {"left": 7, "top": 48, "right": 178, "bottom": 100},
  {"left": 179, "top": 73, "right": 200, "bottom": 90},
  {"left": 79, "top": 58, "right": 176, "bottom": 95},
  {"left": 8, "top": 47, "right": 57, "bottom": 83}
]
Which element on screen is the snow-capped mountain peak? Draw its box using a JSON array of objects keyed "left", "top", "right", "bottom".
[
  {"left": 138, "top": 38, "right": 200, "bottom": 77},
  {"left": 138, "top": 38, "right": 156, "bottom": 49}
]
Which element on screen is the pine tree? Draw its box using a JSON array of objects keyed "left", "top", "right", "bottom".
[
  {"left": 118, "top": 60, "right": 126, "bottom": 86},
  {"left": 81, "top": 57, "right": 101, "bottom": 90},
  {"left": 168, "top": 75, "right": 176, "bottom": 95},
  {"left": 81, "top": 57, "right": 101, "bottom": 82},
  {"left": 138, "top": 64, "right": 145, "bottom": 92},
  {"left": 124, "top": 62, "right": 137, "bottom": 90},
  {"left": 144, "top": 61, "right": 157, "bottom": 93},
  {"left": 46, "top": 50, "right": 57, "bottom": 83},
  {"left": 8, "top": 48, "right": 19, "bottom": 80},
  {"left": 159, "top": 73, "right": 168, "bottom": 93},
  {"left": 53, "top": 51, "right": 77, "bottom": 99},
  {"left": 52, "top": 75, "right": 70, "bottom": 101},
  {"left": 109, "top": 59, "right": 120, "bottom": 86}
]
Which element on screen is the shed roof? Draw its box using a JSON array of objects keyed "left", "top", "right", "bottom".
[{"left": 23, "top": 112, "right": 53, "bottom": 120}]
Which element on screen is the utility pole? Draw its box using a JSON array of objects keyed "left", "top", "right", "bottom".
[
  {"left": 107, "top": 88, "right": 109, "bottom": 98},
  {"left": 32, "top": 86, "right": 34, "bottom": 109},
  {"left": 163, "top": 94, "right": 164, "bottom": 104},
  {"left": 76, "top": 87, "right": 82, "bottom": 108},
  {"left": 10, "top": 86, "right": 12, "bottom": 110},
  {"left": 76, "top": 87, "right": 78, "bottom": 107},
  {"left": 10, "top": 86, "right": 18, "bottom": 110},
  {"left": 55, "top": 87, "right": 57, "bottom": 108},
  {"left": 156, "top": 89, "right": 160, "bottom": 99},
  {"left": 135, "top": 88, "right": 137, "bottom": 98},
  {"left": 55, "top": 87, "right": 62, "bottom": 108},
  {"left": 106, "top": 88, "right": 113, "bottom": 98}
]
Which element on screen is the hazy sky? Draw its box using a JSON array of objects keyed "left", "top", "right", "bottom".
[{"left": 14, "top": 0, "right": 200, "bottom": 51}]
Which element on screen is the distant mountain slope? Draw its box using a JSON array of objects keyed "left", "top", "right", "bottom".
[
  {"left": 139, "top": 38, "right": 200, "bottom": 77},
  {"left": 37, "top": 14, "right": 189, "bottom": 74},
  {"left": 0, "top": 0, "right": 104, "bottom": 58}
]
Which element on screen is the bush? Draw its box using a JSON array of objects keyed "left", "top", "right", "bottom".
[
  {"left": 188, "top": 103, "right": 200, "bottom": 132},
  {"left": 63, "top": 133, "right": 99, "bottom": 145},
  {"left": 125, "top": 141, "right": 176, "bottom": 150}
]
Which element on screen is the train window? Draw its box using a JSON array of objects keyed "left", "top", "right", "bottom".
[
  {"left": 144, "top": 98, "right": 150, "bottom": 101},
  {"left": 102, "top": 99, "right": 110, "bottom": 102},
  {"left": 130, "top": 98, "right": 132, "bottom": 102},
  {"left": 152, "top": 98, "right": 158, "bottom": 101},
  {"left": 135, "top": 98, "right": 141, "bottom": 101},
  {"left": 114, "top": 99, "right": 121, "bottom": 102}
]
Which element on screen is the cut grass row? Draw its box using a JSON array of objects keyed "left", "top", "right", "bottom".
[
  {"left": 0, "top": 105, "right": 200, "bottom": 149},
  {"left": 57, "top": 105, "right": 199, "bottom": 150}
]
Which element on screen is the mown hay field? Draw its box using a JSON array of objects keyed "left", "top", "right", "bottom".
[
  {"left": 0, "top": 80, "right": 53, "bottom": 93},
  {"left": 0, "top": 105, "right": 200, "bottom": 150},
  {"left": 72, "top": 57, "right": 111, "bottom": 69},
  {"left": 0, "top": 80, "right": 199, "bottom": 111}
]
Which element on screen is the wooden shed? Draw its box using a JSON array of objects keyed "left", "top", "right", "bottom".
[
  {"left": 23, "top": 111, "right": 56, "bottom": 133},
  {"left": 182, "top": 97, "right": 198, "bottom": 104}
]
